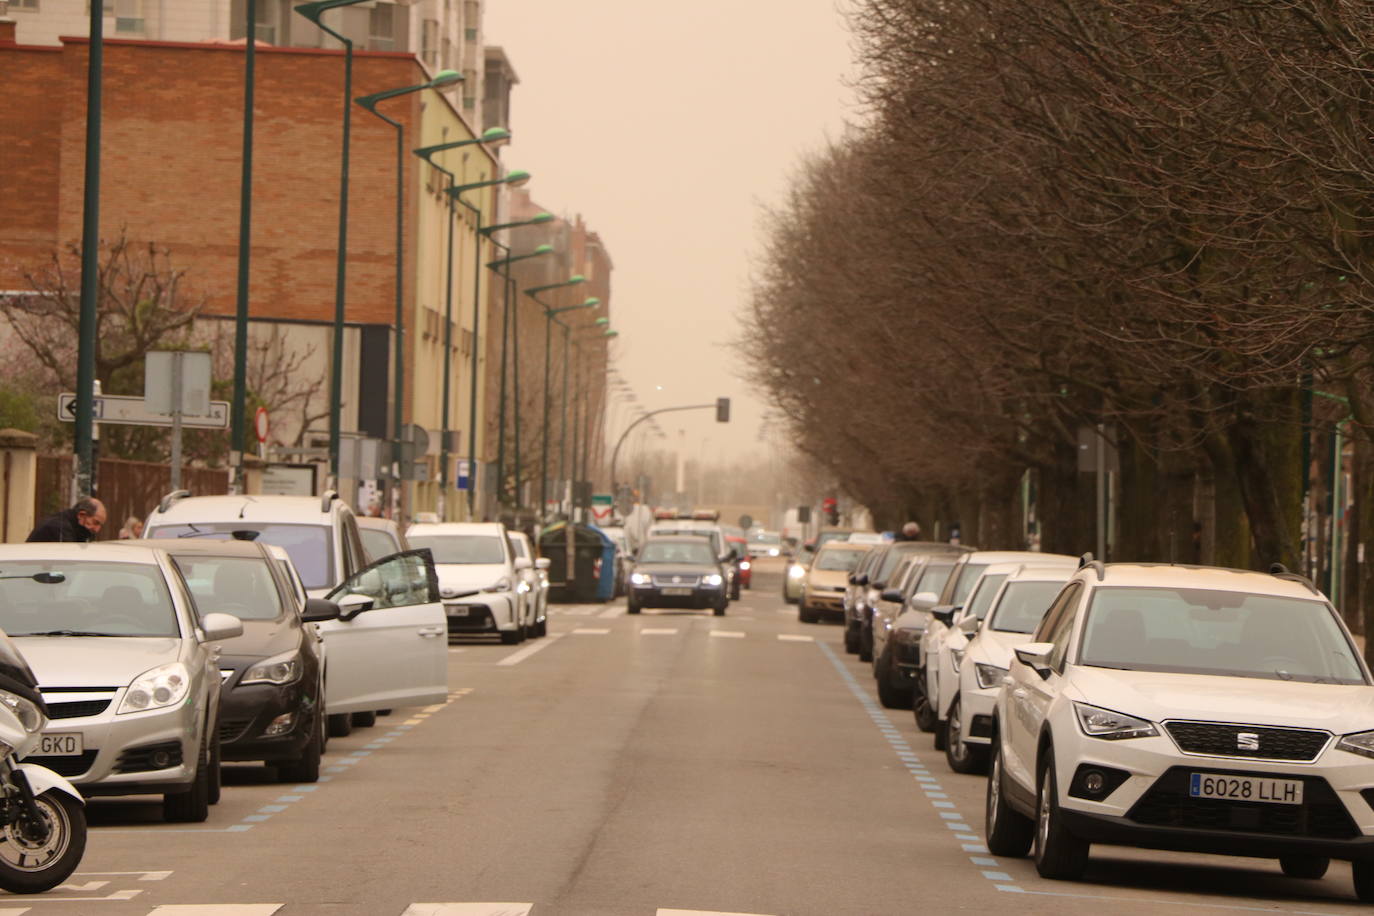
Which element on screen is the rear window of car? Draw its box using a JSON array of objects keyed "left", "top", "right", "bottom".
[
  {"left": 0, "top": 560, "right": 180, "bottom": 637},
  {"left": 408, "top": 535, "right": 506, "bottom": 564},
  {"left": 815, "top": 547, "right": 867, "bottom": 571},
  {"left": 359, "top": 527, "right": 400, "bottom": 563},
  {"left": 148, "top": 522, "right": 334, "bottom": 591},
  {"left": 172, "top": 555, "right": 285, "bottom": 621}
]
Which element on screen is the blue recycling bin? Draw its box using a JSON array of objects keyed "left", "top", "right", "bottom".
[{"left": 538, "top": 522, "right": 617, "bottom": 603}]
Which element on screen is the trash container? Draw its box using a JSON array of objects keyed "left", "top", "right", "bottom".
[{"left": 538, "top": 522, "right": 616, "bottom": 603}]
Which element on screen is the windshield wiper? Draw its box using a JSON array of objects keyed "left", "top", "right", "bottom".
[
  {"left": 176, "top": 523, "right": 206, "bottom": 538},
  {"left": 25, "top": 630, "right": 123, "bottom": 638}
]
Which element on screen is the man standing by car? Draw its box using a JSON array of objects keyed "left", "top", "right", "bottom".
[
  {"left": 27, "top": 497, "right": 107, "bottom": 542},
  {"left": 894, "top": 521, "right": 921, "bottom": 541}
]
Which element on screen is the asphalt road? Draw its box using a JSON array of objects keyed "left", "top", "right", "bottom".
[{"left": 26, "top": 559, "right": 1374, "bottom": 914}]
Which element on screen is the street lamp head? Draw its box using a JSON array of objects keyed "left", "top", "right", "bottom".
[
  {"left": 594, "top": 317, "right": 610, "bottom": 326},
  {"left": 481, "top": 126, "right": 512, "bottom": 144},
  {"left": 294, "top": 0, "right": 367, "bottom": 26},
  {"left": 505, "top": 169, "right": 532, "bottom": 188},
  {"left": 604, "top": 330, "right": 620, "bottom": 338},
  {"left": 534, "top": 244, "right": 554, "bottom": 255},
  {"left": 580, "top": 297, "right": 600, "bottom": 308},
  {"left": 358, "top": 71, "right": 462, "bottom": 114},
  {"left": 428, "top": 69, "right": 464, "bottom": 89},
  {"left": 448, "top": 169, "right": 533, "bottom": 197}
]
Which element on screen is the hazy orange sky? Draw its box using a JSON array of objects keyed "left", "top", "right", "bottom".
[{"left": 483, "top": 1, "right": 861, "bottom": 468}]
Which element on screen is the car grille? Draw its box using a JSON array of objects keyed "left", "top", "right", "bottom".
[
  {"left": 46, "top": 699, "right": 111, "bottom": 719},
  {"left": 651, "top": 574, "right": 701, "bottom": 587},
  {"left": 114, "top": 741, "right": 183, "bottom": 774},
  {"left": 25, "top": 751, "right": 97, "bottom": 778},
  {"left": 1129, "top": 767, "right": 1358, "bottom": 840},
  {"left": 219, "top": 718, "right": 253, "bottom": 744},
  {"left": 1164, "top": 721, "right": 1330, "bottom": 762}
]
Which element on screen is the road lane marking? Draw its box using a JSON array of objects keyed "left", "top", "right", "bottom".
[
  {"left": 495, "top": 633, "right": 565, "bottom": 666},
  {"left": 54, "top": 881, "right": 107, "bottom": 892},
  {"left": 709, "top": 630, "right": 745, "bottom": 639},
  {"left": 777, "top": 634, "right": 814, "bottom": 642},
  {"left": 658, "top": 910, "right": 778, "bottom": 916},
  {"left": 403, "top": 905, "right": 533, "bottom": 916},
  {"left": 573, "top": 628, "right": 610, "bottom": 635},
  {"left": 149, "top": 907, "right": 284, "bottom": 915},
  {"left": 641, "top": 628, "right": 678, "bottom": 635}
]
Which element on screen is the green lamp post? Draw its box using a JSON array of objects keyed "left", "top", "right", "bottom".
[{"left": 525, "top": 278, "right": 589, "bottom": 516}]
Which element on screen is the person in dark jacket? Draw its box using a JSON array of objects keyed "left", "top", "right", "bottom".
[
  {"left": 26, "top": 497, "right": 107, "bottom": 543},
  {"left": 893, "top": 521, "right": 921, "bottom": 542}
]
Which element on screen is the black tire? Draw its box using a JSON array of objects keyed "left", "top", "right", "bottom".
[
  {"left": 327, "top": 712, "right": 353, "bottom": 738},
  {"left": 0, "top": 789, "right": 87, "bottom": 894},
  {"left": 731, "top": 579, "right": 741, "bottom": 600},
  {"left": 945, "top": 696, "right": 989, "bottom": 774},
  {"left": 1279, "top": 855, "right": 1329, "bottom": 880},
  {"left": 1353, "top": 861, "right": 1374, "bottom": 902},
  {"left": 843, "top": 623, "right": 860, "bottom": 654},
  {"left": 350, "top": 710, "right": 377, "bottom": 728},
  {"left": 627, "top": 602, "right": 641, "bottom": 615},
  {"left": 799, "top": 603, "right": 817, "bottom": 624},
  {"left": 1034, "top": 760, "right": 1090, "bottom": 880},
  {"left": 500, "top": 629, "right": 523, "bottom": 645},
  {"left": 277, "top": 708, "right": 324, "bottom": 783},
  {"left": 986, "top": 739, "right": 1034, "bottom": 857},
  {"left": 858, "top": 623, "right": 873, "bottom": 662},
  {"left": 933, "top": 717, "right": 948, "bottom": 751},
  {"left": 163, "top": 732, "right": 210, "bottom": 823},
  {"left": 534, "top": 618, "right": 547, "bottom": 637},
  {"left": 713, "top": 602, "right": 727, "bottom": 617},
  {"left": 207, "top": 728, "right": 222, "bottom": 806},
  {"left": 912, "top": 667, "right": 938, "bottom": 732},
  {"left": 876, "top": 648, "right": 914, "bottom": 709}
]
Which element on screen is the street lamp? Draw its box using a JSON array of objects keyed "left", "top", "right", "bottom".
[
  {"left": 294, "top": 0, "right": 370, "bottom": 484},
  {"left": 567, "top": 325, "right": 618, "bottom": 519},
  {"left": 412, "top": 127, "right": 511, "bottom": 517},
  {"left": 524, "top": 277, "right": 588, "bottom": 516},
  {"left": 446, "top": 169, "right": 532, "bottom": 516},
  {"left": 549, "top": 297, "right": 602, "bottom": 518},
  {"left": 354, "top": 68, "right": 463, "bottom": 518}
]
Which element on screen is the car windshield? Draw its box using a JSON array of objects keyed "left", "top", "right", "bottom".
[
  {"left": 0, "top": 561, "right": 179, "bottom": 637},
  {"left": 988, "top": 581, "right": 1066, "bottom": 633},
  {"left": 1078, "top": 587, "right": 1366, "bottom": 684},
  {"left": 408, "top": 535, "right": 505, "bottom": 565},
  {"left": 640, "top": 541, "right": 716, "bottom": 565},
  {"left": 172, "top": 555, "right": 283, "bottom": 620},
  {"left": 949, "top": 563, "right": 988, "bottom": 605},
  {"left": 149, "top": 522, "right": 333, "bottom": 591},
  {"left": 874, "top": 549, "right": 909, "bottom": 584},
  {"left": 816, "top": 547, "right": 866, "bottom": 571},
  {"left": 508, "top": 537, "right": 529, "bottom": 559},
  {"left": 912, "top": 561, "right": 954, "bottom": 598},
  {"left": 964, "top": 573, "right": 1009, "bottom": 620},
  {"left": 751, "top": 533, "right": 780, "bottom": 546},
  {"left": 359, "top": 528, "right": 399, "bottom": 563}
]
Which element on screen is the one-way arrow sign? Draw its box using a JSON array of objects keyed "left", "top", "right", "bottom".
[{"left": 58, "top": 394, "right": 229, "bottom": 430}]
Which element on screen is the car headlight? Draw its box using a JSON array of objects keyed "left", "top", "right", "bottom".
[
  {"left": 516, "top": 580, "right": 531, "bottom": 594},
  {"left": 769, "top": 548, "right": 779, "bottom": 556},
  {"left": 0, "top": 690, "right": 45, "bottom": 735},
  {"left": 974, "top": 663, "right": 1007, "bottom": 689},
  {"left": 704, "top": 574, "right": 724, "bottom": 586},
  {"left": 893, "top": 627, "right": 923, "bottom": 646},
  {"left": 119, "top": 662, "right": 191, "bottom": 714},
  {"left": 483, "top": 576, "right": 512, "bottom": 593},
  {"left": 740, "top": 560, "right": 751, "bottom": 570},
  {"left": 1073, "top": 702, "right": 1158, "bottom": 740},
  {"left": 949, "top": 648, "right": 965, "bottom": 671},
  {"left": 1337, "top": 730, "right": 1374, "bottom": 760},
  {"left": 240, "top": 651, "right": 302, "bottom": 686},
  {"left": 788, "top": 565, "right": 805, "bottom": 580},
  {"left": 630, "top": 572, "right": 651, "bottom": 585}
]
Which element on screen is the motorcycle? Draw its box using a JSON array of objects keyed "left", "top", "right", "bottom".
[{"left": 0, "top": 571, "right": 85, "bottom": 893}]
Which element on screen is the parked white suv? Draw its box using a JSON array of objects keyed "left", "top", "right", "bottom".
[
  {"left": 986, "top": 560, "right": 1374, "bottom": 901},
  {"left": 407, "top": 522, "right": 530, "bottom": 643}
]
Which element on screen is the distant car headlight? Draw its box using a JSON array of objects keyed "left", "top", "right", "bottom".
[
  {"left": 788, "top": 565, "right": 805, "bottom": 580},
  {"left": 973, "top": 663, "right": 1007, "bottom": 689},
  {"left": 704, "top": 574, "right": 724, "bottom": 587},
  {"left": 768, "top": 548, "right": 779, "bottom": 557},
  {"left": 119, "top": 662, "right": 191, "bottom": 714},
  {"left": 241, "top": 651, "right": 303, "bottom": 686},
  {"left": 1337, "top": 730, "right": 1374, "bottom": 760},
  {"left": 483, "top": 576, "right": 512, "bottom": 593},
  {"left": 516, "top": 580, "right": 532, "bottom": 594},
  {"left": 739, "top": 560, "right": 751, "bottom": 571},
  {"left": 1074, "top": 702, "right": 1158, "bottom": 740},
  {"left": 0, "top": 690, "right": 45, "bottom": 735},
  {"left": 630, "top": 572, "right": 651, "bottom": 586}
]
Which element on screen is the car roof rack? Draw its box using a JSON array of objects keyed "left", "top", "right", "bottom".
[
  {"left": 321, "top": 489, "right": 339, "bottom": 513},
  {"left": 158, "top": 489, "right": 191, "bottom": 514},
  {"left": 1078, "top": 552, "right": 1106, "bottom": 580},
  {"left": 1268, "top": 562, "right": 1320, "bottom": 595}
]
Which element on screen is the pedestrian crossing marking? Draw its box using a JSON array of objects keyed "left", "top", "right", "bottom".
[
  {"left": 657, "top": 910, "right": 777, "bottom": 916},
  {"left": 402, "top": 905, "right": 533, "bottom": 916},
  {"left": 777, "top": 634, "right": 814, "bottom": 642},
  {"left": 640, "top": 628, "right": 679, "bottom": 635},
  {"left": 148, "top": 907, "right": 283, "bottom": 915},
  {"left": 572, "top": 628, "right": 610, "bottom": 635},
  {"left": 709, "top": 631, "right": 746, "bottom": 639}
]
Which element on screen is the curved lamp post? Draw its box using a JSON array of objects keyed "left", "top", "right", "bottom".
[
  {"left": 355, "top": 69, "right": 463, "bottom": 516},
  {"left": 524, "top": 276, "right": 588, "bottom": 516},
  {"left": 446, "top": 169, "right": 532, "bottom": 516},
  {"left": 567, "top": 326, "right": 618, "bottom": 518},
  {"left": 550, "top": 296, "right": 602, "bottom": 517},
  {"left": 411, "top": 127, "right": 510, "bottom": 517}
]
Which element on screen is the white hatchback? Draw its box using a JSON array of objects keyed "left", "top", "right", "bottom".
[
  {"left": 407, "top": 522, "right": 530, "bottom": 643},
  {"left": 986, "top": 561, "right": 1374, "bottom": 902}
]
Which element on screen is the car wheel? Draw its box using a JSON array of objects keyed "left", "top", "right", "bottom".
[
  {"left": 713, "top": 601, "right": 727, "bottom": 617},
  {"left": 798, "top": 603, "right": 817, "bottom": 624},
  {"left": 1034, "top": 758, "right": 1090, "bottom": 880},
  {"left": 500, "top": 629, "right": 523, "bottom": 645},
  {"left": 1279, "top": 855, "right": 1329, "bottom": 879},
  {"left": 627, "top": 601, "right": 641, "bottom": 615},
  {"left": 912, "top": 669, "right": 937, "bottom": 732},
  {"left": 207, "top": 727, "right": 222, "bottom": 806},
  {"left": 858, "top": 623, "right": 873, "bottom": 662},
  {"left": 163, "top": 731, "right": 211, "bottom": 823},
  {"left": 933, "top": 716, "right": 948, "bottom": 751},
  {"left": 351, "top": 710, "right": 377, "bottom": 728},
  {"left": 1352, "top": 861, "right": 1374, "bottom": 901},
  {"left": 327, "top": 712, "right": 353, "bottom": 738},
  {"left": 985, "top": 738, "right": 1034, "bottom": 857},
  {"left": 277, "top": 708, "right": 324, "bottom": 783},
  {"left": 945, "top": 697, "right": 989, "bottom": 774},
  {"left": 876, "top": 648, "right": 914, "bottom": 710},
  {"left": 843, "top": 623, "right": 860, "bottom": 654},
  {"left": 534, "top": 618, "right": 548, "bottom": 637}
]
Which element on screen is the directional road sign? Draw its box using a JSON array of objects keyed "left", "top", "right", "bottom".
[{"left": 58, "top": 393, "right": 229, "bottom": 429}]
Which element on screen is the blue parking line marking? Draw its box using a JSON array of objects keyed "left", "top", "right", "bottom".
[
  {"left": 983, "top": 871, "right": 1013, "bottom": 881},
  {"left": 324, "top": 766, "right": 346, "bottom": 773},
  {"left": 962, "top": 843, "right": 989, "bottom": 853},
  {"left": 939, "top": 812, "right": 962, "bottom": 819},
  {"left": 227, "top": 824, "right": 253, "bottom": 832},
  {"left": 241, "top": 815, "right": 270, "bottom": 822},
  {"left": 350, "top": 750, "right": 371, "bottom": 757},
  {"left": 276, "top": 796, "right": 304, "bottom": 803},
  {"left": 996, "top": 885, "right": 1025, "bottom": 893},
  {"left": 292, "top": 785, "right": 319, "bottom": 792},
  {"left": 258, "top": 805, "right": 287, "bottom": 813},
  {"left": 971, "top": 857, "right": 998, "bottom": 866}
]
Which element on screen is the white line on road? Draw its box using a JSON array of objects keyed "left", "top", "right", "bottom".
[
  {"left": 708, "top": 630, "right": 746, "bottom": 639},
  {"left": 149, "top": 907, "right": 283, "bottom": 915},
  {"left": 777, "top": 634, "right": 815, "bottom": 642},
  {"left": 657, "top": 909, "right": 777, "bottom": 916},
  {"left": 495, "top": 633, "right": 564, "bottom": 667},
  {"left": 640, "top": 628, "right": 678, "bottom": 635},
  {"left": 0, "top": 908, "right": 28, "bottom": 915},
  {"left": 403, "top": 905, "right": 533, "bottom": 916},
  {"left": 598, "top": 606, "right": 625, "bottom": 618},
  {"left": 573, "top": 628, "right": 611, "bottom": 635},
  {"left": 55, "top": 881, "right": 108, "bottom": 892}
]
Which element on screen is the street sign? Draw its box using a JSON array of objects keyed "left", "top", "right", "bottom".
[
  {"left": 457, "top": 459, "right": 471, "bottom": 491},
  {"left": 58, "top": 393, "right": 229, "bottom": 429},
  {"left": 254, "top": 407, "right": 269, "bottom": 444},
  {"left": 591, "top": 493, "right": 614, "bottom": 523},
  {"left": 145, "top": 351, "right": 212, "bottom": 417}
]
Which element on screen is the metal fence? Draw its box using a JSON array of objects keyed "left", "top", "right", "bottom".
[{"left": 33, "top": 456, "right": 228, "bottom": 540}]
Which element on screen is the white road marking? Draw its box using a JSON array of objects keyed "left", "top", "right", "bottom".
[
  {"left": 0, "top": 908, "right": 28, "bottom": 915},
  {"left": 447, "top": 647, "right": 467, "bottom": 654},
  {"left": 403, "top": 905, "right": 533, "bottom": 916},
  {"left": 640, "top": 628, "right": 678, "bottom": 635},
  {"left": 658, "top": 909, "right": 777, "bottom": 916},
  {"left": 495, "top": 633, "right": 564, "bottom": 667},
  {"left": 573, "top": 628, "right": 611, "bottom": 635},
  {"left": 598, "top": 606, "right": 625, "bottom": 618},
  {"left": 149, "top": 907, "right": 283, "bottom": 915},
  {"left": 55, "top": 880, "right": 108, "bottom": 892},
  {"left": 76, "top": 871, "right": 173, "bottom": 880},
  {"left": 709, "top": 631, "right": 746, "bottom": 639},
  {"left": 777, "top": 634, "right": 815, "bottom": 642}
]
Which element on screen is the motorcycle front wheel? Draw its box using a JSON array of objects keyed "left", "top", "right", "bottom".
[{"left": 0, "top": 789, "right": 86, "bottom": 893}]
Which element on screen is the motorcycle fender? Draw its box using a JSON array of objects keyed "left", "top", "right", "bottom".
[{"left": 17, "top": 764, "right": 83, "bottom": 805}]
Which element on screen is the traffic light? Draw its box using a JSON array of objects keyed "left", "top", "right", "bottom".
[
  {"left": 716, "top": 397, "right": 730, "bottom": 422},
  {"left": 822, "top": 497, "right": 839, "bottom": 525}
]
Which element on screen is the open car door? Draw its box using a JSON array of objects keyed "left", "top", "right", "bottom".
[{"left": 321, "top": 549, "right": 447, "bottom": 715}]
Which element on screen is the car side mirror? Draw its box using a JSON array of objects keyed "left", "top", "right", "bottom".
[
  {"left": 848, "top": 575, "right": 858, "bottom": 586},
  {"left": 535, "top": 557, "right": 551, "bottom": 570},
  {"left": 931, "top": 605, "right": 958, "bottom": 626},
  {"left": 301, "top": 597, "right": 340, "bottom": 623},
  {"left": 336, "top": 593, "right": 375, "bottom": 622},
  {"left": 1014, "top": 642, "right": 1054, "bottom": 680},
  {"left": 958, "top": 614, "right": 980, "bottom": 635},
  {"left": 880, "top": 588, "right": 904, "bottom": 603},
  {"left": 513, "top": 557, "right": 533, "bottom": 571},
  {"left": 909, "top": 590, "right": 939, "bottom": 612},
  {"left": 857, "top": 574, "right": 869, "bottom": 586},
  {"left": 201, "top": 611, "right": 244, "bottom": 642}
]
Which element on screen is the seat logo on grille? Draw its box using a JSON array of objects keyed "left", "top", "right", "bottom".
[
  {"left": 673, "top": 576, "right": 682, "bottom": 584},
  {"left": 1237, "top": 732, "right": 1260, "bottom": 751}
]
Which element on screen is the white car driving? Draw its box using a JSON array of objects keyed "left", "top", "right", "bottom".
[
  {"left": 407, "top": 522, "right": 531, "bottom": 644},
  {"left": 986, "top": 560, "right": 1374, "bottom": 902}
]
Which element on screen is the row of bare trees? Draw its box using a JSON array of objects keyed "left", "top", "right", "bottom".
[{"left": 745, "top": 0, "right": 1374, "bottom": 629}]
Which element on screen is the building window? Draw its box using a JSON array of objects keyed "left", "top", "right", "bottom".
[
  {"left": 114, "top": 0, "right": 144, "bottom": 33},
  {"left": 229, "top": 0, "right": 279, "bottom": 43},
  {"left": 442, "top": 37, "right": 453, "bottom": 71},
  {"left": 465, "top": 28, "right": 476, "bottom": 42},
  {"left": 462, "top": 67, "right": 477, "bottom": 110},
  {"left": 421, "top": 19, "right": 439, "bottom": 71},
  {"left": 368, "top": 2, "right": 394, "bottom": 51},
  {"left": 10, "top": 0, "right": 39, "bottom": 11}
]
